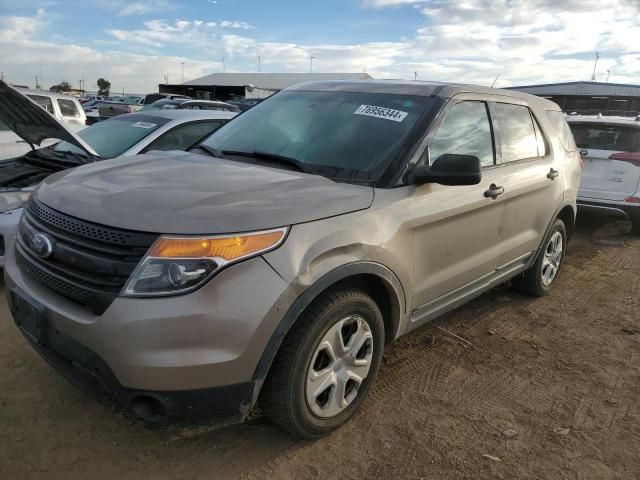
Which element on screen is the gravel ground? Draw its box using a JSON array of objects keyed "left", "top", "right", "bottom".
[{"left": 1, "top": 215, "right": 639, "bottom": 480}]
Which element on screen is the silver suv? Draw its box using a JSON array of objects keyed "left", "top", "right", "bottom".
[{"left": 5, "top": 81, "right": 582, "bottom": 438}]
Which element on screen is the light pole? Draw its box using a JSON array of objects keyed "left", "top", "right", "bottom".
[
  {"left": 257, "top": 55, "right": 261, "bottom": 73},
  {"left": 181, "top": 62, "right": 184, "bottom": 83},
  {"left": 591, "top": 51, "right": 599, "bottom": 82},
  {"left": 310, "top": 56, "right": 315, "bottom": 73}
]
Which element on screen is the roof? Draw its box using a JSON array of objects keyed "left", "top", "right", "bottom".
[
  {"left": 124, "top": 109, "right": 237, "bottom": 122},
  {"left": 15, "top": 87, "right": 82, "bottom": 101},
  {"left": 285, "top": 80, "right": 559, "bottom": 108},
  {"left": 507, "top": 81, "right": 640, "bottom": 97},
  {"left": 181, "top": 72, "right": 373, "bottom": 89}
]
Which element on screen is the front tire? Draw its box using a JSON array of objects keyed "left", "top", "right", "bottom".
[
  {"left": 262, "top": 287, "right": 385, "bottom": 439},
  {"left": 512, "top": 218, "right": 567, "bottom": 297}
]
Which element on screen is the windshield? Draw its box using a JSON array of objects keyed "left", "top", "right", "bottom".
[
  {"left": 200, "top": 90, "right": 430, "bottom": 183},
  {"left": 569, "top": 122, "right": 640, "bottom": 151},
  {"left": 53, "top": 114, "right": 170, "bottom": 158}
]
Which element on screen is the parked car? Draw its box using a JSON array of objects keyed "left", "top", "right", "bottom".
[
  {"left": 140, "top": 99, "right": 240, "bottom": 113},
  {"left": 0, "top": 80, "right": 237, "bottom": 266},
  {"left": 227, "top": 98, "right": 263, "bottom": 111},
  {"left": 5, "top": 80, "right": 580, "bottom": 438},
  {"left": 79, "top": 95, "right": 104, "bottom": 104},
  {"left": 82, "top": 99, "right": 104, "bottom": 111},
  {"left": 566, "top": 115, "right": 640, "bottom": 233},
  {"left": 99, "top": 94, "right": 191, "bottom": 119},
  {"left": 0, "top": 84, "right": 86, "bottom": 160}
]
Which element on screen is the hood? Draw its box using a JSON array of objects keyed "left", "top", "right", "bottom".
[
  {"left": 35, "top": 150, "right": 374, "bottom": 234},
  {"left": 0, "top": 79, "right": 98, "bottom": 156}
]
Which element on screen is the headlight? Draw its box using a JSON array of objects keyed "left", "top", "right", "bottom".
[{"left": 122, "top": 227, "right": 287, "bottom": 296}]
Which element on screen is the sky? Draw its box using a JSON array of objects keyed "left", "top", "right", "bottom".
[{"left": 0, "top": 0, "right": 639, "bottom": 94}]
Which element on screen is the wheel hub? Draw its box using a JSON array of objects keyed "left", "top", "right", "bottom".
[
  {"left": 541, "top": 231, "right": 563, "bottom": 287},
  {"left": 305, "top": 315, "right": 373, "bottom": 419}
]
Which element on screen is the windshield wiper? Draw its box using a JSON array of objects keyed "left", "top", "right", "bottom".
[
  {"left": 221, "top": 150, "right": 312, "bottom": 173},
  {"left": 189, "top": 144, "right": 225, "bottom": 158}
]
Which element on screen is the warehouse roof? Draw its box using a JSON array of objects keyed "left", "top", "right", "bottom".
[
  {"left": 508, "top": 81, "right": 640, "bottom": 97},
  {"left": 182, "top": 72, "right": 373, "bottom": 89}
]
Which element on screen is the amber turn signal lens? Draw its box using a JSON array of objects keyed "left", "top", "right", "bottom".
[{"left": 148, "top": 230, "right": 285, "bottom": 261}]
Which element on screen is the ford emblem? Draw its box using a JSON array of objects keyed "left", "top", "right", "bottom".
[{"left": 30, "top": 233, "right": 54, "bottom": 259}]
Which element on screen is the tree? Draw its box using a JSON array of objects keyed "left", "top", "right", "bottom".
[
  {"left": 50, "top": 81, "right": 72, "bottom": 93},
  {"left": 97, "top": 78, "right": 111, "bottom": 97}
]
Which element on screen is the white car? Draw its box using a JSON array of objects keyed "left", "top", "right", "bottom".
[
  {"left": 0, "top": 79, "right": 237, "bottom": 266},
  {"left": 0, "top": 87, "right": 86, "bottom": 160},
  {"left": 567, "top": 115, "right": 640, "bottom": 234}
]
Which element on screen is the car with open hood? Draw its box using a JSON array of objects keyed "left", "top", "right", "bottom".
[
  {"left": 5, "top": 80, "right": 581, "bottom": 438},
  {"left": 0, "top": 79, "right": 236, "bottom": 266}
]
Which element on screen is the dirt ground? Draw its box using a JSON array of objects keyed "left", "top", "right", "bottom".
[{"left": 1, "top": 215, "right": 639, "bottom": 480}]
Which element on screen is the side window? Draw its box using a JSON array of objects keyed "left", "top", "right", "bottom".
[
  {"left": 57, "top": 99, "right": 80, "bottom": 118},
  {"left": 428, "top": 101, "right": 494, "bottom": 167},
  {"left": 546, "top": 110, "right": 577, "bottom": 152},
  {"left": 27, "top": 94, "right": 54, "bottom": 114},
  {"left": 147, "top": 122, "right": 225, "bottom": 152},
  {"left": 492, "top": 103, "right": 540, "bottom": 162}
]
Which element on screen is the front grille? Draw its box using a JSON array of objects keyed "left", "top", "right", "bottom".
[{"left": 17, "top": 198, "right": 158, "bottom": 314}]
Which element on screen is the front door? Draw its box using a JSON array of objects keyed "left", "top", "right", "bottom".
[{"left": 411, "top": 100, "right": 505, "bottom": 311}]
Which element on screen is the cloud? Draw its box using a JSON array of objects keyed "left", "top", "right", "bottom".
[
  {"left": 2, "top": 1, "right": 640, "bottom": 93},
  {"left": 99, "top": 0, "right": 177, "bottom": 16}
]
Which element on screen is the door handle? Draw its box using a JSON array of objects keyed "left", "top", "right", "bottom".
[
  {"left": 484, "top": 183, "right": 504, "bottom": 199},
  {"left": 547, "top": 168, "right": 560, "bottom": 180}
]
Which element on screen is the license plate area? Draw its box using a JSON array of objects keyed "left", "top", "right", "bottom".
[{"left": 10, "top": 288, "right": 48, "bottom": 345}]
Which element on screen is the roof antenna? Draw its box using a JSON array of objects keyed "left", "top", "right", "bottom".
[
  {"left": 591, "top": 51, "right": 599, "bottom": 81},
  {"left": 490, "top": 73, "right": 500, "bottom": 88}
]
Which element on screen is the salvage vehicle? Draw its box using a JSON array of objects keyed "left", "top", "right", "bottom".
[
  {"left": 567, "top": 115, "right": 640, "bottom": 234},
  {"left": 0, "top": 80, "right": 236, "bottom": 266},
  {"left": 98, "top": 93, "right": 191, "bottom": 120},
  {"left": 140, "top": 99, "right": 239, "bottom": 113},
  {"left": 5, "top": 80, "right": 581, "bottom": 438}
]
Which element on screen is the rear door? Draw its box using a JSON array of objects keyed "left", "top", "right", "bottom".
[
  {"left": 569, "top": 121, "right": 640, "bottom": 201},
  {"left": 489, "top": 101, "right": 564, "bottom": 268}
]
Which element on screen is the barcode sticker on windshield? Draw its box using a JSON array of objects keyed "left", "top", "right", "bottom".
[
  {"left": 131, "top": 121, "right": 156, "bottom": 129},
  {"left": 354, "top": 105, "right": 408, "bottom": 122}
]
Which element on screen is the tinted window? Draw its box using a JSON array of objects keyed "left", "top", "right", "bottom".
[
  {"left": 57, "top": 99, "right": 80, "bottom": 117},
  {"left": 429, "top": 101, "right": 494, "bottom": 167},
  {"left": 201, "top": 90, "right": 432, "bottom": 183},
  {"left": 27, "top": 94, "right": 54, "bottom": 114},
  {"left": 568, "top": 123, "right": 640, "bottom": 151},
  {"left": 53, "top": 114, "right": 170, "bottom": 158},
  {"left": 493, "top": 103, "right": 539, "bottom": 162},
  {"left": 547, "top": 111, "right": 576, "bottom": 151},
  {"left": 147, "top": 121, "right": 225, "bottom": 152}
]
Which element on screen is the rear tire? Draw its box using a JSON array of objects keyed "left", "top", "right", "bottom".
[
  {"left": 631, "top": 216, "right": 640, "bottom": 236},
  {"left": 512, "top": 218, "right": 567, "bottom": 297},
  {"left": 262, "top": 287, "right": 384, "bottom": 439}
]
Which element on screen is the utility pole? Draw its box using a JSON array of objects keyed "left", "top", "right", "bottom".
[
  {"left": 222, "top": 57, "right": 226, "bottom": 72},
  {"left": 181, "top": 62, "right": 184, "bottom": 83},
  {"left": 310, "top": 56, "right": 315, "bottom": 73},
  {"left": 414, "top": 71, "right": 417, "bottom": 81},
  {"left": 606, "top": 70, "right": 610, "bottom": 83},
  {"left": 257, "top": 55, "right": 261, "bottom": 73},
  {"left": 39, "top": 65, "right": 42, "bottom": 90},
  {"left": 1, "top": 72, "right": 4, "bottom": 81},
  {"left": 591, "top": 51, "right": 599, "bottom": 82}
]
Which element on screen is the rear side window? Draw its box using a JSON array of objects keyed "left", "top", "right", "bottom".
[
  {"left": 57, "top": 99, "right": 80, "bottom": 118},
  {"left": 492, "top": 103, "right": 541, "bottom": 162},
  {"left": 428, "top": 101, "right": 495, "bottom": 167},
  {"left": 547, "top": 111, "right": 576, "bottom": 151},
  {"left": 568, "top": 123, "right": 640, "bottom": 152},
  {"left": 147, "top": 121, "right": 225, "bottom": 152},
  {"left": 27, "top": 94, "right": 54, "bottom": 114}
]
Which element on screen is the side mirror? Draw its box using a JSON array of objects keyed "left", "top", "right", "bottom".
[{"left": 413, "top": 154, "right": 482, "bottom": 186}]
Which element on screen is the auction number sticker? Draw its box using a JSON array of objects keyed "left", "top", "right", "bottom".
[
  {"left": 132, "top": 121, "right": 157, "bottom": 129},
  {"left": 354, "top": 104, "right": 408, "bottom": 122}
]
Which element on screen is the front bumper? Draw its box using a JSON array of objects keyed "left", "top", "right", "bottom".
[{"left": 5, "top": 251, "right": 294, "bottom": 423}]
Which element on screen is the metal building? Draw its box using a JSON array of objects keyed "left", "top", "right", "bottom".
[
  {"left": 507, "top": 81, "right": 640, "bottom": 117},
  {"left": 159, "top": 72, "right": 373, "bottom": 100}
]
